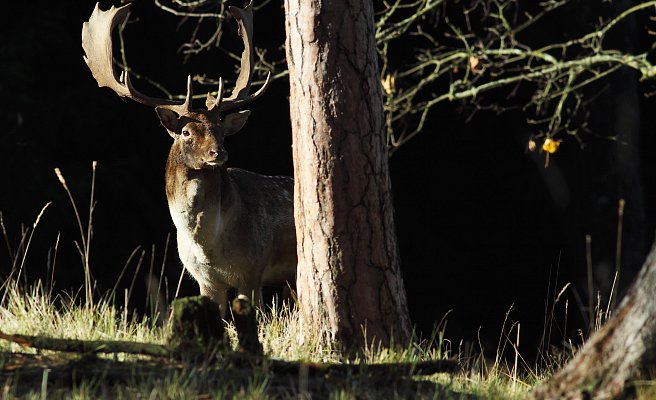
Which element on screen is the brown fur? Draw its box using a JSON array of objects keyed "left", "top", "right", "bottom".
[
  {"left": 162, "top": 109, "right": 296, "bottom": 314},
  {"left": 81, "top": 2, "right": 291, "bottom": 315}
]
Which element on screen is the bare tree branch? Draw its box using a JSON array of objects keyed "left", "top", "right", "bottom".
[
  {"left": 377, "top": 0, "right": 656, "bottom": 154},
  {"left": 117, "top": 0, "right": 655, "bottom": 156}
]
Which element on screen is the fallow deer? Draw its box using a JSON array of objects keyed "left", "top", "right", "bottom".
[{"left": 82, "top": 2, "right": 296, "bottom": 314}]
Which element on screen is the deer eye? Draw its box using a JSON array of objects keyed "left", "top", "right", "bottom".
[{"left": 181, "top": 129, "right": 191, "bottom": 138}]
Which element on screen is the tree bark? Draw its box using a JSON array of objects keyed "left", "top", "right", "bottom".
[
  {"left": 532, "top": 239, "right": 656, "bottom": 400},
  {"left": 284, "top": 0, "right": 412, "bottom": 349}
]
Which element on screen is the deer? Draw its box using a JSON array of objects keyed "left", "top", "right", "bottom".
[{"left": 82, "top": 1, "right": 297, "bottom": 315}]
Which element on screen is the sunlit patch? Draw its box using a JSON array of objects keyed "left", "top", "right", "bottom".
[
  {"left": 542, "top": 138, "right": 561, "bottom": 154},
  {"left": 381, "top": 74, "right": 396, "bottom": 96},
  {"left": 527, "top": 139, "right": 537, "bottom": 152},
  {"left": 469, "top": 55, "right": 479, "bottom": 73}
]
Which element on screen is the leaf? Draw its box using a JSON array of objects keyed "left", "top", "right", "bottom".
[
  {"left": 469, "top": 55, "right": 479, "bottom": 72},
  {"left": 542, "top": 138, "right": 562, "bottom": 154}
]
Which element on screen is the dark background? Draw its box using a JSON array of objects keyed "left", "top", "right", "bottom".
[{"left": 1, "top": 0, "right": 654, "bottom": 361}]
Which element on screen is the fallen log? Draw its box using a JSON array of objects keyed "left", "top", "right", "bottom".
[{"left": 0, "top": 331, "right": 170, "bottom": 357}]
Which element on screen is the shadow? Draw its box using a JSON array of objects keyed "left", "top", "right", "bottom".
[{"left": 0, "top": 351, "right": 479, "bottom": 399}]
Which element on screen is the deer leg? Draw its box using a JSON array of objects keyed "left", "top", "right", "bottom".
[
  {"left": 200, "top": 284, "right": 229, "bottom": 318},
  {"left": 237, "top": 283, "right": 263, "bottom": 310}
]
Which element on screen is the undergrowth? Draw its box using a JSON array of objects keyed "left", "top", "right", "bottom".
[
  {"left": 0, "top": 163, "right": 549, "bottom": 398},
  {"left": 0, "top": 277, "right": 537, "bottom": 399}
]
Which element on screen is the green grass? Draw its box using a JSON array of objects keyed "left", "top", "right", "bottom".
[
  {"left": 2, "top": 168, "right": 654, "bottom": 398},
  {"left": 0, "top": 277, "right": 540, "bottom": 399},
  {"left": 0, "top": 165, "right": 544, "bottom": 398}
]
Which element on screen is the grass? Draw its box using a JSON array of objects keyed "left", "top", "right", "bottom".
[
  {"left": 0, "top": 278, "right": 538, "bottom": 399},
  {"left": 0, "top": 162, "right": 620, "bottom": 399},
  {"left": 0, "top": 163, "right": 542, "bottom": 399}
]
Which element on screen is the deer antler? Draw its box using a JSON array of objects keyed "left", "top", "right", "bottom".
[
  {"left": 82, "top": 2, "right": 268, "bottom": 116},
  {"left": 206, "top": 78, "right": 224, "bottom": 111},
  {"left": 82, "top": 3, "right": 193, "bottom": 115},
  {"left": 217, "top": 1, "right": 271, "bottom": 113}
]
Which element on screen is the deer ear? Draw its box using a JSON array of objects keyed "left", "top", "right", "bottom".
[
  {"left": 155, "top": 107, "right": 180, "bottom": 137},
  {"left": 223, "top": 110, "right": 251, "bottom": 136}
]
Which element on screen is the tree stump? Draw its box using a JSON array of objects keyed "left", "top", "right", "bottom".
[{"left": 168, "top": 295, "right": 225, "bottom": 355}]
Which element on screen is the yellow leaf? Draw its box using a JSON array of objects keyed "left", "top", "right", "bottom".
[
  {"left": 381, "top": 74, "right": 396, "bottom": 96},
  {"left": 469, "top": 55, "right": 479, "bottom": 72},
  {"left": 527, "top": 139, "right": 537, "bottom": 152},
  {"left": 542, "top": 138, "right": 562, "bottom": 154}
]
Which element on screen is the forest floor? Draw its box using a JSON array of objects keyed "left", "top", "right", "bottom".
[
  {"left": 0, "top": 282, "right": 534, "bottom": 399},
  {"left": 0, "top": 350, "right": 479, "bottom": 399},
  {"left": 0, "top": 180, "right": 535, "bottom": 399},
  {"left": 4, "top": 288, "right": 656, "bottom": 399}
]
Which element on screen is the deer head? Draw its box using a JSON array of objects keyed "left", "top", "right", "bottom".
[{"left": 81, "top": 1, "right": 270, "bottom": 169}]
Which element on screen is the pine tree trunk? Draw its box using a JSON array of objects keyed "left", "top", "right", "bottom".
[
  {"left": 284, "top": 0, "right": 412, "bottom": 349},
  {"left": 532, "top": 240, "right": 656, "bottom": 399}
]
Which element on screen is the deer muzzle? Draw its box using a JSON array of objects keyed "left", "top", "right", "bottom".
[{"left": 205, "top": 148, "right": 228, "bottom": 168}]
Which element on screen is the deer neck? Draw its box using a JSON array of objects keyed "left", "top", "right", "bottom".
[{"left": 165, "top": 146, "right": 235, "bottom": 249}]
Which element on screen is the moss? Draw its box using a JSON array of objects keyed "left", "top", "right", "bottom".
[{"left": 168, "top": 296, "right": 225, "bottom": 355}]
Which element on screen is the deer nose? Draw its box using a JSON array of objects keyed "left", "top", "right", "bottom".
[{"left": 208, "top": 148, "right": 228, "bottom": 164}]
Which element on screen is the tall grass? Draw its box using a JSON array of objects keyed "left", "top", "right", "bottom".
[
  {"left": 0, "top": 203, "right": 51, "bottom": 306},
  {"left": 0, "top": 280, "right": 165, "bottom": 349},
  {"left": 54, "top": 163, "right": 96, "bottom": 308},
  {"left": 0, "top": 278, "right": 535, "bottom": 399},
  {"left": 0, "top": 162, "right": 165, "bottom": 348},
  {"left": 0, "top": 162, "right": 550, "bottom": 399}
]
